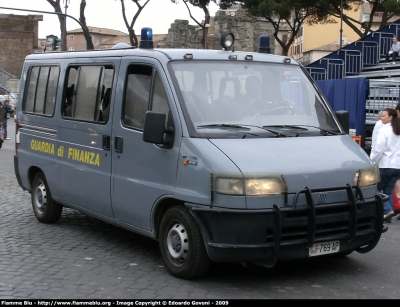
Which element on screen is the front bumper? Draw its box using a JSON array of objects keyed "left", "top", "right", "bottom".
[{"left": 187, "top": 185, "right": 387, "bottom": 267}]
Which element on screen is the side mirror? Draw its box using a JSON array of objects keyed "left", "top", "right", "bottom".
[
  {"left": 335, "top": 110, "right": 349, "bottom": 134},
  {"left": 143, "top": 112, "right": 166, "bottom": 144},
  {"left": 143, "top": 111, "right": 174, "bottom": 148}
]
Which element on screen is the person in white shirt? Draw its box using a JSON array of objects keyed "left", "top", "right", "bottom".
[
  {"left": 371, "top": 111, "right": 384, "bottom": 152},
  {"left": 370, "top": 108, "right": 400, "bottom": 223},
  {"left": 385, "top": 35, "right": 400, "bottom": 64}
]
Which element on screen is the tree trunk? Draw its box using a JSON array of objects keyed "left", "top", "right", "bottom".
[
  {"left": 272, "top": 31, "right": 289, "bottom": 56},
  {"left": 182, "top": 0, "right": 204, "bottom": 48},
  {"left": 80, "top": 0, "right": 95, "bottom": 50},
  {"left": 46, "top": 0, "right": 66, "bottom": 51},
  {"left": 132, "top": 29, "right": 138, "bottom": 48},
  {"left": 381, "top": 9, "right": 390, "bottom": 28},
  {"left": 201, "top": 4, "right": 210, "bottom": 49}
]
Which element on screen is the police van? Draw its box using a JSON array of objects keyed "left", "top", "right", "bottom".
[{"left": 14, "top": 28, "right": 387, "bottom": 279}]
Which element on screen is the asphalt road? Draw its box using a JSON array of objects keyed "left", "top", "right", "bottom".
[{"left": 1, "top": 121, "right": 400, "bottom": 300}]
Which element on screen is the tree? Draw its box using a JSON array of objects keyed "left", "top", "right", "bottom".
[
  {"left": 320, "top": 0, "right": 400, "bottom": 38},
  {"left": 172, "top": 0, "right": 236, "bottom": 49},
  {"left": 119, "top": 0, "right": 151, "bottom": 47},
  {"left": 46, "top": 0, "right": 94, "bottom": 50},
  {"left": 79, "top": 0, "right": 95, "bottom": 50},
  {"left": 241, "top": 0, "right": 333, "bottom": 56},
  {"left": 46, "top": 0, "right": 67, "bottom": 51}
]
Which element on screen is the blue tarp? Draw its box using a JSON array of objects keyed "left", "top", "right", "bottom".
[{"left": 316, "top": 78, "right": 369, "bottom": 149}]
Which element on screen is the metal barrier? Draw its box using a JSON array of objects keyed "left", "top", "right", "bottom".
[
  {"left": 364, "top": 80, "right": 400, "bottom": 153},
  {"left": 326, "top": 59, "right": 344, "bottom": 79},
  {"left": 0, "top": 68, "right": 17, "bottom": 93},
  {"left": 370, "top": 32, "right": 394, "bottom": 59},
  {"left": 388, "top": 23, "right": 400, "bottom": 38},
  {"left": 366, "top": 80, "right": 400, "bottom": 120},
  {"left": 354, "top": 41, "right": 380, "bottom": 67},
  {"left": 0, "top": 68, "right": 19, "bottom": 108},
  {"left": 305, "top": 58, "right": 345, "bottom": 80},
  {"left": 337, "top": 50, "right": 362, "bottom": 76},
  {"left": 305, "top": 67, "right": 327, "bottom": 80}
]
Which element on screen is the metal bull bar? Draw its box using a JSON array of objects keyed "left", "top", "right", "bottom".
[
  {"left": 189, "top": 184, "right": 388, "bottom": 268},
  {"left": 292, "top": 185, "right": 387, "bottom": 249}
]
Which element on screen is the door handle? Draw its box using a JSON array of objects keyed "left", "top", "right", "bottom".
[
  {"left": 102, "top": 135, "right": 110, "bottom": 151},
  {"left": 114, "top": 136, "right": 123, "bottom": 153}
]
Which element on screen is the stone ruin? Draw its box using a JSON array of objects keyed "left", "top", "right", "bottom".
[{"left": 165, "top": 7, "right": 276, "bottom": 54}]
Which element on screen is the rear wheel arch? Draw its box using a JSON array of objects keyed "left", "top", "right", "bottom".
[{"left": 28, "top": 166, "right": 43, "bottom": 191}]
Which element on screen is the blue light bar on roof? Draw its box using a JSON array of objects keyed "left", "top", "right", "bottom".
[
  {"left": 258, "top": 35, "right": 271, "bottom": 54},
  {"left": 139, "top": 27, "right": 154, "bottom": 49}
]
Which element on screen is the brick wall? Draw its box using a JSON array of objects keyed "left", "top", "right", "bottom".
[
  {"left": 0, "top": 14, "right": 43, "bottom": 78},
  {"left": 0, "top": 31, "right": 34, "bottom": 77}
]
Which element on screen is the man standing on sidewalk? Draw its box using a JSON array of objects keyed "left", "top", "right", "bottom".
[{"left": 3, "top": 99, "right": 11, "bottom": 140}]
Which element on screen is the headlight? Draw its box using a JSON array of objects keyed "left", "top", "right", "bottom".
[
  {"left": 214, "top": 176, "right": 287, "bottom": 196},
  {"left": 354, "top": 164, "right": 380, "bottom": 187},
  {"left": 215, "top": 178, "right": 244, "bottom": 195},
  {"left": 245, "top": 178, "right": 287, "bottom": 195}
]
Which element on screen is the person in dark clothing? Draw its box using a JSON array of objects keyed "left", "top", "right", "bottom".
[
  {"left": 0, "top": 101, "right": 4, "bottom": 148},
  {"left": 3, "top": 100, "right": 11, "bottom": 140}
]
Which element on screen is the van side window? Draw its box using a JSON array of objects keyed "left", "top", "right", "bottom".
[
  {"left": 123, "top": 66, "right": 171, "bottom": 131},
  {"left": 123, "top": 65, "right": 152, "bottom": 130},
  {"left": 23, "top": 66, "right": 59, "bottom": 116},
  {"left": 63, "top": 65, "right": 114, "bottom": 123},
  {"left": 151, "top": 72, "right": 171, "bottom": 126}
]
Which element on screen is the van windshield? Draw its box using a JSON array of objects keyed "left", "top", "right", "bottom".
[{"left": 170, "top": 61, "right": 341, "bottom": 138}]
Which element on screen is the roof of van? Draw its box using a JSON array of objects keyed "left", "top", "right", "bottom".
[{"left": 25, "top": 48, "right": 299, "bottom": 65}]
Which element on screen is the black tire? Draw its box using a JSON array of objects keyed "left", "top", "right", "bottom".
[
  {"left": 159, "top": 206, "right": 210, "bottom": 279},
  {"left": 31, "top": 172, "right": 63, "bottom": 223}
]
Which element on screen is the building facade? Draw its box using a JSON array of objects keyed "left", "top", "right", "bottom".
[{"left": 66, "top": 27, "right": 129, "bottom": 51}]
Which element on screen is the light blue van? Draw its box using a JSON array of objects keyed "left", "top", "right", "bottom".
[{"left": 14, "top": 30, "right": 387, "bottom": 279}]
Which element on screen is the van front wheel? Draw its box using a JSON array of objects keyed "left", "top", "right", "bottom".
[
  {"left": 159, "top": 206, "right": 210, "bottom": 279},
  {"left": 31, "top": 172, "right": 63, "bottom": 223}
]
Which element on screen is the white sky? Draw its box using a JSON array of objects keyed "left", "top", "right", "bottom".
[{"left": 0, "top": 0, "right": 219, "bottom": 38}]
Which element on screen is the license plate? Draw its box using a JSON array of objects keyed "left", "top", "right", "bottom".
[{"left": 309, "top": 241, "right": 340, "bottom": 257}]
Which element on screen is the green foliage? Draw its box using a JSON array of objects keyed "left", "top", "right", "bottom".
[
  {"left": 172, "top": 0, "right": 236, "bottom": 9},
  {"left": 381, "top": 0, "right": 400, "bottom": 15}
]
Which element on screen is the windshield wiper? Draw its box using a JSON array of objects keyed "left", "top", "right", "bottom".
[
  {"left": 197, "top": 124, "right": 251, "bottom": 130},
  {"left": 197, "top": 124, "right": 260, "bottom": 137},
  {"left": 295, "top": 125, "right": 340, "bottom": 135},
  {"left": 197, "top": 124, "right": 288, "bottom": 138},
  {"left": 240, "top": 125, "right": 289, "bottom": 137},
  {"left": 262, "top": 125, "right": 308, "bottom": 131}
]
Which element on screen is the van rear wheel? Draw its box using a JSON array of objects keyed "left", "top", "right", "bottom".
[
  {"left": 31, "top": 172, "right": 63, "bottom": 223},
  {"left": 159, "top": 206, "right": 210, "bottom": 279}
]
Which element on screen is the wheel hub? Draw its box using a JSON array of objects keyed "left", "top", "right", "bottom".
[
  {"left": 166, "top": 223, "right": 189, "bottom": 263},
  {"left": 34, "top": 182, "right": 47, "bottom": 214}
]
